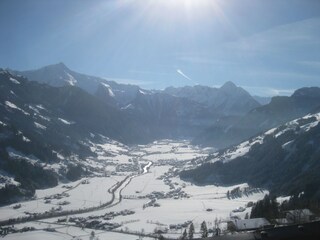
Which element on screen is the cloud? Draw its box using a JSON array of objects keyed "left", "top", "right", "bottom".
[
  {"left": 242, "top": 86, "right": 295, "bottom": 97},
  {"left": 176, "top": 69, "right": 193, "bottom": 81}
]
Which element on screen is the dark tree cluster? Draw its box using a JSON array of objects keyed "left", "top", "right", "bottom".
[{"left": 250, "top": 194, "right": 279, "bottom": 220}]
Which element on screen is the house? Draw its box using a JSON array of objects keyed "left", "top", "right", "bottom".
[
  {"left": 285, "top": 209, "right": 315, "bottom": 223},
  {"left": 227, "top": 218, "right": 271, "bottom": 232},
  {"left": 274, "top": 218, "right": 290, "bottom": 225}
]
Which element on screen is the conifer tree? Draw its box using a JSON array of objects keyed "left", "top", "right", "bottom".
[
  {"left": 188, "top": 223, "right": 195, "bottom": 239},
  {"left": 181, "top": 229, "right": 187, "bottom": 239},
  {"left": 200, "top": 221, "right": 208, "bottom": 238}
]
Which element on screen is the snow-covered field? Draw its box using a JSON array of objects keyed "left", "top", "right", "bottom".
[{"left": 0, "top": 139, "right": 267, "bottom": 240}]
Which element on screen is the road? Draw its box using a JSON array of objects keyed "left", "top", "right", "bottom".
[{"left": 0, "top": 161, "right": 153, "bottom": 227}]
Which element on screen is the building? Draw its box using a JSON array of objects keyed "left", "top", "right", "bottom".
[
  {"left": 285, "top": 209, "right": 315, "bottom": 223},
  {"left": 227, "top": 218, "right": 271, "bottom": 232}
]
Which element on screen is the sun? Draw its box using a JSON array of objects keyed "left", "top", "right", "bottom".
[
  {"left": 158, "top": 0, "right": 216, "bottom": 11},
  {"left": 139, "top": 0, "right": 224, "bottom": 22}
]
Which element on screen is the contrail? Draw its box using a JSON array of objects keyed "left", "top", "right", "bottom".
[{"left": 177, "top": 69, "right": 192, "bottom": 82}]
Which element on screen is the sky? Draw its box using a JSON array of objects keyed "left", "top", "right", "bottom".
[{"left": 0, "top": 0, "right": 320, "bottom": 96}]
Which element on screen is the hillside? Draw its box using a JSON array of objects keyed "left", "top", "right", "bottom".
[
  {"left": 0, "top": 70, "right": 142, "bottom": 204},
  {"left": 164, "top": 81, "right": 260, "bottom": 116},
  {"left": 194, "top": 88, "right": 320, "bottom": 148},
  {"left": 181, "top": 112, "right": 320, "bottom": 198},
  {"left": 10, "top": 63, "right": 142, "bottom": 107}
]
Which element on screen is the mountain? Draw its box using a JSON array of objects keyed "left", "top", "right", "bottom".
[
  {"left": 164, "top": 81, "right": 261, "bottom": 116},
  {"left": 181, "top": 112, "right": 320, "bottom": 198},
  {"left": 0, "top": 70, "right": 143, "bottom": 204},
  {"left": 253, "top": 95, "right": 272, "bottom": 105},
  {"left": 13, "top": 64, "right": 260, "bottom": 118},
  {"left": 10, "top": 63, "right": 142, "bottom": 107},
  {"left": 10, "top": 64, "right": 265, "bottom": 143},
  {"left": 194, "top": 87, "right": 320, "bottom": 149},
  {"left": 123, "top": 90, "right": 217, "bottom": 139}
]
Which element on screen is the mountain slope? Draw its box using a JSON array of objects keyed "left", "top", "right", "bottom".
[
  {"left": 194, "top": 88, "right": 320, "bottom": 149},
  {"left": 181, "top": 112, "right": 320, "bottom": 198},
  {"left": 14, "top": 64, "right": 261, "bottom": 119},
  {"left": 164, "top": 82, "right": 260, "bottom": 116},
  {"left": 10, "top": 63, "right": 141, "bottom": 107},
  {"left": 0, "top": 70, "right": 143, "bottom": 204},
  {"left": 123, "top": 90, "right": 217, "bottom": 139}
]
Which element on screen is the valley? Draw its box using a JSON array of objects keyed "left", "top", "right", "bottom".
[
  {"left": 2, "top": 1, "right": 320, "bottom": 239},
  {"left": 0, "top": 140, "right": 267, "bottom": 240}
]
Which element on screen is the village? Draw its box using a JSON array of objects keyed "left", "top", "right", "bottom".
[{"left": 0, "top": 140, "right": 319, "bottom": 240}]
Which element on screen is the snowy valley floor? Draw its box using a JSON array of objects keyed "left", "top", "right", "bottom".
[{"left": 0, "top": 140, "right": 267, "bottom": 240}]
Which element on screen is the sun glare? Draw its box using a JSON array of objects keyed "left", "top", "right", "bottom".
[
  {"left": 159, "top": 0, "right": 217, "bottom": 11},
  {"left": 140, "top": 0, "right": 224, "bottom": 22}
]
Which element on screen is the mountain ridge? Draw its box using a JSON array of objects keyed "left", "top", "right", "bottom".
[
  {"left": 181, "top": 112, "right": 320, "bottom": 198},
  {"left": 194, "top": 87, "right": 320, "bottom": 149}
]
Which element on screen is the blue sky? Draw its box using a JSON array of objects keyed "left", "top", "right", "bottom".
[{"left": 0, "top": 0, "right": 320, "bottom": 96}]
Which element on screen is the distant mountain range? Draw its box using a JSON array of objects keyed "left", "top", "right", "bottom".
[
  {"left": 1, "top": 62, "right": 320, "bottom": 203},
  {"left": 8, "top": 63, "right": 320, "bottom": 150},
  {"left": 6, "top": 63, "right": 320, "bottom": 148},
  {"left": 10, "top": 63, "right": 141, "bottom": 107},
  {"left": 181, "top": 112, "right": 320, "bottom": 198},
  {"left": 194, "top": 87, "right": 320, "bottom": 149},
  {"left": 10, "top": 63, "right": 261, "bottom": 115},
  {"left": 164, "top": 82, "right": 261, "bottom": 116},
  {"left": 8, "top": 63, "right": 265, "bottom": 144}
]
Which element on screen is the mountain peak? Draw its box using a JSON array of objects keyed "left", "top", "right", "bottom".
[
  {"left": 220, "top": 81, "right": 237, "bottom": 91},
  {"left": 47, "top": 62, "right": 69, "bottom": 71},
  {"left": 292, "top": 87, "right": 320, "bottom": 98}
]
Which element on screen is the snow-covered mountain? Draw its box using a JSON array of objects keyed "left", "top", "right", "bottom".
[
  {"left": 0, "top": 69, "right": 147, "bottom": 204},
  {"left": 181, "top": 112, "right": 320, "bottom": 198},
  {"left": 124, "top": 90, "right": 217, "bottom": 139},
  {"left": 194, "top": 87, "right": 320, "bottom": 149},
  {"left": 10, "top": 63, "right": 320, "bottom": 151},
  {"left": 164, "top": 81, "right": 261, "bottom": 116},
  {"left": 11, "top": 63, "right": 261, "bottom": 118},
  {"left": 10, "top": 63, "right": 143, "bottom": 107}
]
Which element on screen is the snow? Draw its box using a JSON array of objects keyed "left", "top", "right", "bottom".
[
  {"left": 38, "top": 114, "right": 51, "bottom": 121},
  {"left": 3, "top": 231, "right": 71, "bottom": 240},
  {"left": 28, "top": 105, "right": 40, "bottom": 114},
  {"left": 231, "top": 218, "right": 270, "bottom": 230},
  {"left": 9, "top": 77, "right": 20, "bottom": 84},
  {"left": 282, "top": 140, "right": 294, "bottom": 151},
  {"left": 0, "top": 139, "right": 267, "bottom": 238},
  {"left": 264, "top": 128, "right": 277, "bottom": 135},
  {"left": 0, "top": 120, "right": 7, "bottom": 126},
  {"left": 277, "top": 196, "right": 291, "bottom": 204},
  {"left": 139, "top": 89, "right": 148, "bottom": 95},
  {"left": 2, "top": 224, "right": 153, "bottom": 240},
  {"left": 34, "top": 122, "right": 47, "bottom": 130},
  {"left": 275, "top": 113, "right": 320, "bottom": 137},
  {"left": 101, "top": 83, "right": 115, "bottom": 97},
  {"left": 22, "top": 135, "right": 31, "bottom": 142},
  {"left": 5, "top": 101, "right": 30, "bottom": 115},
  {"left": 58, "top": 118, "right": 74, "bottom": 125},
  {"left": 209, "top": 137, "right": 263, "bottom": 164},
  {"left": 6, "top": 147, "right": 39, "bottom": 165},
  {"left": 0, "top": 170, "right": 20, "bottom": 189},
  {"left": 121, "top": 103, "right": 134, "bottom": 110},
  {"left": 65, "top": 72, "right": 77, "bottom": 86},
  {"left": 36, "top": 104, "right": 46, "bottom": 110},
  {"left": 209, "top": 112, "right": 320, "bottom": 165},
  {"left": 0, "top": 176, "right": 123, "bottom": 221}
]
